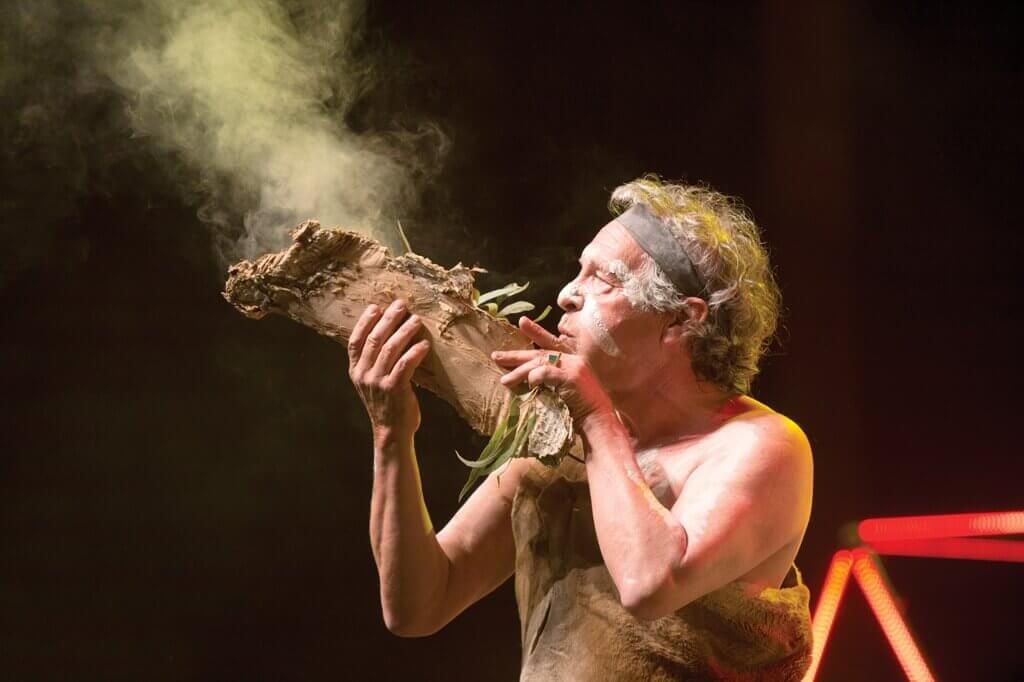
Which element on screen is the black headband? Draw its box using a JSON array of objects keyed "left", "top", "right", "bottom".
[{"left": 614, "top": 203, "right": 706, "bottom": 297}]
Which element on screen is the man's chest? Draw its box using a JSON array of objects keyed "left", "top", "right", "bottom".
[{"left": 633, "top": 437, "right": 725, "bottom": 510}]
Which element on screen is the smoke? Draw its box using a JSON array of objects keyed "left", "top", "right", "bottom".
[{"left": 1, "top": 0, "right": 447, "bottom": 278}]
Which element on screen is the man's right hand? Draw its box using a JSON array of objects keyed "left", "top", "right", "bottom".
[{"left": 347, "top": 299, "right": 431, "bottom": 443}]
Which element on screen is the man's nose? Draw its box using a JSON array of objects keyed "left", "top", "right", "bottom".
[{"left": 557, "top": 280, "right": 583, "bottom": 312}]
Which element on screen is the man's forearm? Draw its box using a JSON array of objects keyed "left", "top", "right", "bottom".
[
  {"left": 580, "top": 411, "right": 687, "bottom": 616},
  {"left": 369, "top": 429, "right": 449, "bottom": 635}
]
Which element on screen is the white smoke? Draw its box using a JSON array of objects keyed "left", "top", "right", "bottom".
[{"left": 84, "top": 0, "right": 443, "bottom": 263}]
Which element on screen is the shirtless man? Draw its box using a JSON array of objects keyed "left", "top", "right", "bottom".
[{"left": 347, "top": 177, "right": 813, "bottom": 673}]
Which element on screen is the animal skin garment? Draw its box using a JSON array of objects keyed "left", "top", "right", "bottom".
[{"left": 511, "top": 448, "right": 813, "bottom": 681}]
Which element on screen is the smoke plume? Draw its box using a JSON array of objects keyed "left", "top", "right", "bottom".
[{"left": 1, "top": 0, "right": 447, "bottom": 279}]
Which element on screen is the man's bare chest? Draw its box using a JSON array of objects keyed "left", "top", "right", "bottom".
[{"left": 633, "top": 437, "right": 723, "bottom": 510}]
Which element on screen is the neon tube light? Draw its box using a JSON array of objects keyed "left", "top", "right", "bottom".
[
  {"left": 868, "top": 537, "right": 1024, "bottom": 562},
  {"left": 858, "top": 511, "right": 1024, "bottom": 542},
  {"left": 850, "top": 549, "right": 936, "bottom": 682},
  {"left": 802, "top": 550, "right": 853, "bottom": 682}
]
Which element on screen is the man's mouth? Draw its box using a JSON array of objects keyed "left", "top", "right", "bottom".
[{"left": 556, "top": 322, "right": 578, "bottom": 350}]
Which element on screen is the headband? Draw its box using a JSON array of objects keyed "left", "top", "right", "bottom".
[{"left": 614, "top": 203, "right": 706, "bottom": 297}]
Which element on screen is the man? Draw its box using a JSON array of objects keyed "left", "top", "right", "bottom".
[{"left": 348, "top": 176, "right": 814, "bottom": 680}]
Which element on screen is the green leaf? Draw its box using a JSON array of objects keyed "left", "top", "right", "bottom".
[
  {"left": 532, "top": 305, "right": 552, "bottom": 323},
  {"left": 479, "top": 444, "right": 516, "bottom": 479},
  {"left": 477, "top": 281, "right": 529, "bottom": 305},
  {"left": 497, "top": 300, "right": 535, "bottom": 316},
  {"left": 396, "top": 219, "right": 413, "bottom": 255},
  {"left": 455, "top": 418, "right": 511, "bottom": 469},
  {"left": 472, "top": 288, "right": 481, "bottom": 304},
  {"left": 457, "top": 398, "right": 522, "bottom": 502},
  {"left": 484, "top": 302, "right": 499, "bottom": 315},
  {"left": 458, "top": 470, "right": 481, "bottom": 503},
  {"left": 511, "top": 414, "right": 537, "bottom": 458}
]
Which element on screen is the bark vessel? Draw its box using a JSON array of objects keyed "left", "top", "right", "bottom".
[{"left": 222, "top": 220, "right": 572, "bottom": 456}]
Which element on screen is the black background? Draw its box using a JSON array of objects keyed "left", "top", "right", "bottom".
[{"left": 2, "top": 2, "right": 1023, "bottom": 680}]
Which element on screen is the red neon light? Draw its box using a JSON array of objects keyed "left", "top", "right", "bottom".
[
  {"left": 858, "top": 510, "right": 1024, "bottom": 542},
  {"left": 808, "top": 511, "right": 1021, "bottom": 678},
  {"left": 802, "top": 551, "right": 853, "bottom": 682},
  {"left": 869, "top": 537, "right": 1024, "bottom": 563},
  {"left": 850, "top": 549, "right": 936, "bottom": 682}
]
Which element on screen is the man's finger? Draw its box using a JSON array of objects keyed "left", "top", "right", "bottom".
[
  {"left": 491, "top": 349, "right": 544, "bottom": 366},
  {"left": 348, "top": 304, "right": 383, "bottom": 365},
  {"left": 389, "top": 339, "right": 431, "bottom": 385},
  {"left": 518, "top": 316, "right": 563, "bottom": 350},
  {"left": 375, "top": 315, "right": 423, "bottom": 376},
  {"left": 500, "top": 356, "right": 546, "bottom": 387},
  {"left": 527, "top": 365, "right": 562, "bottom": 389},
  {"left": 356, "top": 299, "right": 409, "bottom": 375}
]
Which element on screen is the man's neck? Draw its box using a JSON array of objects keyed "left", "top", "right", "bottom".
[{"left": 609, "top": 365, "right": 736, "bottom": 450}]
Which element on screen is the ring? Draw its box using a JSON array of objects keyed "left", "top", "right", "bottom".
[{"left": 546, "top": 352, "right": 561, "bottom": 366}]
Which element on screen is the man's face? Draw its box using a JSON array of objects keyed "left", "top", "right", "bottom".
[{"left": 556, "top": 220, "right": 670, "bottom": 392}]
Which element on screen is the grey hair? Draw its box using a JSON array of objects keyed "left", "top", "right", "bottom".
[
  {"left": 606, "top": 258, "right": 680, "bottom": 312},
  {"left": 608, "top": 176, "right": 782, "bottom": 395}
]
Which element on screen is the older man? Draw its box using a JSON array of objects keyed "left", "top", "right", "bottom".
[{"left": 348, "top": 177, "right": 814, "bottom": 680}]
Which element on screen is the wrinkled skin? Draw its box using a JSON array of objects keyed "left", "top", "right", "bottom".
[
  {"left": 347, "top": 299, "right": 431, "bottom": 442},
  {"left": 351, "top": 213, "right": 813, "bottom": 634},
  {"left": 493, "top": 219, "right": 712, "bottom": 435}
]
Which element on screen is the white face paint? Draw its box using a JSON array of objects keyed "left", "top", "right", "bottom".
[
  {"left": 606, "top": 258, "right": 648, "bottom": 311},
  {"left": 582, "top": 295, "right": 622, "bottom": 357},
  {"left": 561, "top": 253, "right": 639, "bottom": 359}
]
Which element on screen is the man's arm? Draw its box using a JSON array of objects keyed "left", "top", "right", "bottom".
[
  {"left": 580, "top": 410, "right": 813, "bottom": 621},
  {"left": 370, "top": 428, "right": 534, "bottom": 637},
  {"left": 354, "top": 299, "right": 532, "bottom": 637},
  {"left": 369, "top": 430, "right": 450, "bottom": 636}
]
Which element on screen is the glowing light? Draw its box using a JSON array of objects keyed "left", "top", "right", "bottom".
[
  {"left": 858, "top": 511, "right": 1024, "bottom": 542},
  {"left": 869, "top": 537, "right": 1024, "bottom": 562},
  {"left": 802, "top": 550, "right": 853, "bottom": 682},
  {"left": 807, "top": 510, "right": 1022, "bottom": 678},
  {"left": 850, "top": 549, "right": 936, "bottom": 682}
]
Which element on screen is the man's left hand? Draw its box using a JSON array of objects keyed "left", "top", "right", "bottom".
[{"left": 491, "top": 317, "right": 613, "bottom": 424}]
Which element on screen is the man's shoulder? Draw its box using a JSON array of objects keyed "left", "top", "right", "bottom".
[
  {"left": 722, "top": 397, "right": 808, "bottom": 441},
  {"left": 715, "top": 399, "right": 812, "bottom": 468},
  {"left": 696, "top": 402, "right": 813, "bottom": 531}
]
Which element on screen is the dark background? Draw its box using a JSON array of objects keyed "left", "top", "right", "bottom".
[{"left": 3, "top": 2, "right": 1023, "bottom": 680}]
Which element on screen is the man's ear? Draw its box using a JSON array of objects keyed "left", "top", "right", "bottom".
[{"left": 661, "top": 297, "right": 708, "bottom": 345}]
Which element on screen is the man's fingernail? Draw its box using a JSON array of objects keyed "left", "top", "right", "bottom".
[{"left": 491, "top": 351, "right": 500, "bottom": 358}]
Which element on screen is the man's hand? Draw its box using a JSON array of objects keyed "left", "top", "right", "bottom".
[
  {"left": 491, "top": 316, "right": 613, "bottom": 425},
  {"left": 347, "top": 299, "right": 431, "bottom": 443}
]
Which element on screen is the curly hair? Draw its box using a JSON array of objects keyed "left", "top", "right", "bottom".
[{"left": 608, "top": 175, "right": 781, "bottom": 395}]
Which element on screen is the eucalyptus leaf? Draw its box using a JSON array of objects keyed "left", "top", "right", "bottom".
[
  {"left": 497, "top": 300, "right": 535, "bottom": 316},
  {"left": 532, "top": 305, "right": 552, "bottom": 323},
  {"left": 458, "top": 399, "right": 522, "bottom": 502},
  {"left": 455, "top": 446, "right": 501, "bottom": 469},
  {"left": 479, "top": 444, "right": 516, "bottom": 478},
  {"left": 506, "top": 413, "right": 537, "bottom": 461},
  {"left": 477, "top": 281, "right": 529, "bottom": 305},
  {"left": 484, "top": 302, "right": 499, "bottom": 315},
  {"left": 458, "top": 470, "right": 481, "bottom": 503},
  {"left": 455, "top": 417, "right": 512, "bottom": 469},
  {"left": 396, "top": 219, "right": 413, "bottom": 255}
]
